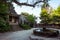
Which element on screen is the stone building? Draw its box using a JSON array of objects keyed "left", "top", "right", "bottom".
[
  {"left": 7, "top": 3, "right": 22, "bottom": 31},
  {"left": 19, "top": 15, "right": 28, "bottom": 25},
  {"left": 8, "top": 3, "right": 19, "bottom": 25}
]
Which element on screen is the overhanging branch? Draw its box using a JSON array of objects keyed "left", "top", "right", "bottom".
[
  {"left": 34, "top": 1, "right": 44, "bottom": 5},
  {"left": 13, "top": 0, "right": 34, "bottom": 7},
  {"left": 13, "top": 0, "right": 44, "bottom": 7}
]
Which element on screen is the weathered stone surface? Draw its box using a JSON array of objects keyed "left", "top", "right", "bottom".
[
  {"left": 0, "top": 28, "right": 60, "bottom": 40},
  {"left": 29, "top": 34, "right": 60, "bottom": 40}
]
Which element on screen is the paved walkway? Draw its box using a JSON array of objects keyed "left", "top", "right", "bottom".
[
  {"left": 0, "top": 28, "right": 60, "bottom": 40},
  {"left": 0, "top": 28, "right": 35, "bottom": 40}
]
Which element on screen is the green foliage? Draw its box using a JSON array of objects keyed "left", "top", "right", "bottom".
[
  {"left": 0, "top": 1, "right": 9, "bottom": 20},
  {"left": 26, "top": 15, "right": 35, "bottom": 23},
  {"left": 51, "top": 6, "right": 60, "bottom": 24},
  {"left": 40, "top": 8, "right": 51, "bottom": 24},
  {"left": 0, "top": 1, "right": 11, "bottom": 32},
  {"left": 21, "top": 12, "right": 29, "bottom": 16},
  {"left": 20, "top": 24, "right": 31, "bottom": 30},
  {"left": 40, "top": 6, "right": 60, "bottom": 24},
  {"left": 0, "top": 2, "right": 9, "bottom": 14},
  {"left": 40, "top": 0, "right": 51, "bottom": 24},
  {"left": 0, "top": 18, "right": 10, "bottom": 32},
  {"left": 21, "top": 12, "right": 35, "bottom": 27}
]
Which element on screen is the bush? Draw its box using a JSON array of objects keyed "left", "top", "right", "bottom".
[
  {"left": 20, "top": 24, "right": 31, "bottom": 30},
  {"left": 0, "top": 18, "right": 10, "bottom": 32}
]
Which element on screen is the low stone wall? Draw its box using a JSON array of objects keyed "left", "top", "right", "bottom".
[
  {"left": 37, "top": 24, "right": 60, "bottom": 29},
  {"left": 10, "top": 25, "right": 23, "bottom": 31}
]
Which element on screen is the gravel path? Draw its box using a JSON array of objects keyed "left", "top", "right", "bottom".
[{"left": 0, "top": 28, "right": 60, "bottom": 40}]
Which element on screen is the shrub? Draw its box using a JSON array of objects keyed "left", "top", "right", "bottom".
[
  {"left": 20, "top": 24, "right": 31, "bottom": 30},
  {"left": 0, "top": 18, "right": 10, "bottom": 32}
]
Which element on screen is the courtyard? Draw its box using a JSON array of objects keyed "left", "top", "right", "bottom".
[{"left": 0, "top": 0, "right": 60, "bottom": 40}]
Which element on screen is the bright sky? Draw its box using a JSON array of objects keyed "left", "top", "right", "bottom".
[{"left": 12, "top": 0, "right": 60, "bottom": 23}]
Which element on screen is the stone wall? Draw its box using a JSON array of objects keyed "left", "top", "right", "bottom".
[
  {"left": 10, "top": 25, "right": 22, "bottom": 31},
  {"left": 37, "top": 24, "right": 60, "bottom": 29}
]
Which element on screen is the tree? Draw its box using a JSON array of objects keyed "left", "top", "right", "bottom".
[
  {"left": 21, "top": 12, "right": 29, "bottom": 16},
  {"left": 21, "top": 12, "right": 35, "bottom": 27},
  {"left": 51, "top": 6, "right": 60, "bottom": 24},
  {"left": 0, "top": 1, "right": 10, "bottom": 32},
  {"left": 26, "top": 14, "right": 35, "bottom": 27},
  {"left": 40, "top": 6, "right": 60, "bottom": 24},
  {"left": 26, "top": 14, "right": 35, "bottom": 24},
  {"left": 40, "top": 8, "right": 50, "bottom": 24},
  {"left": 41, "top": 0, "right": 49, "bottom": 9},
  {"left": 40, "top": 0, "right": 51, "bottom": 24},
  {"left": 21, "top": 12, "right": 35, "bottom": 23}
]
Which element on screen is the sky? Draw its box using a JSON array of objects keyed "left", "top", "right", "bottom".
[{"left": 12, "top": 0, "right": 60, "bottom": 23}]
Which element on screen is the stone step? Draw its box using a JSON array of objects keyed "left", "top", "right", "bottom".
[{"left": 10, "top": 25, "right": 23, "bottom": 31}]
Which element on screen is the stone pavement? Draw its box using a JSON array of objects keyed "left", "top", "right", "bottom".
[
  {"left": 0, "top": 28, "right": 34, "bottom": 40},
  {"left": 30, "top": 34, "right": 60, "bottom": 40},
  {"left": 0, "top": 28, "right": 60, "bottom": 40}
]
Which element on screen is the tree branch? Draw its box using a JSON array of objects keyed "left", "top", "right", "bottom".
[
  {"left": 13, "top": 0, "right": 34, "bottom": 7},
  {"left": 13, "top": 0, "right": 44, "bottom": 7},
  {"left": 34, "top": 1, "right": 44, "bottom": 5}
]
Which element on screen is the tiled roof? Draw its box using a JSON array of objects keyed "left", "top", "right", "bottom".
[{"left": 8, "top": 3, "right": 19, "bottom": 17}]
